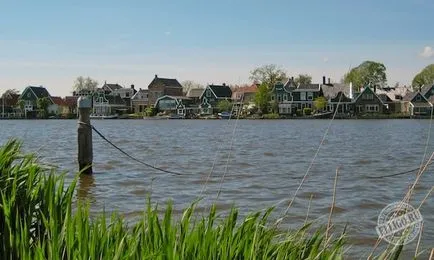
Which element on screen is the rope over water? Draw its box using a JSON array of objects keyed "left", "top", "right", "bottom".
[{"left": 78, "top": 121, "right": 184, "bottom": 176}]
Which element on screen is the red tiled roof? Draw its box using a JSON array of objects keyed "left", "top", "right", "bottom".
[
  {"left": 51, "top": 96, "right": 67, "bottom": 106},
  {"left": 233, "top": 84, "right": 259, "bottom": 94},
  {"left": 64, "top": 96, "right": 78, "bottom": 106}
]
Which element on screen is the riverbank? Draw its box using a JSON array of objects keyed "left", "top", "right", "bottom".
[{"left": 0, "top": 139, "right": 411, "bottom": 259}]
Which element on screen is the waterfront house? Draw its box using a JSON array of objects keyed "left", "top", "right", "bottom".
[
  {"left": 403, "top": 92, "right": 432, "bottom": 116},
  {"left": 131, "top": 88, "right": 148, "bottom": 114},
  {"left": 0, "top": 92, "right": 20, "bottom": 118},
  {"left": 112, "top": 84, "right": 137, "bottom": 112},
  {"left": 186, "top": 88, "right": 204, "bottom": 104},
  {"left": 48, "top": 96, "right": 68, "bottom": 116},
  {"left": 64, "top": 96, "right": 79, "bottom": 117},
  {"left": 92, "top": 89, "right": 127, "bottom": 116},
  {"left": 147, "top": 75, "right": 183, "bottom": 108},
  {"left": 199, "top": 84, "right": 232, "bottom": 115},
  {"left": 19, "top": 86, "right": 54, "bottom": 118},
  {"left": 353, "top": 86, "right": 385, "bottom": 114},
  {"left": 272, "top": 79, "right": 296, "bottom": 115},
  {"left": 231, "top": 83, "right": 259, "bottom": 115},
  {"left": 322, "top": 83, "right": 354, "bottom": 114},
  {"left": 154, "top": 95, "right": 193, "bottom": 117},
  {"left": 375, "top": 86, "right": 412, "bottom": 114},
  {"left": 101, "top": 82, "right": 123, "bottom": 93}
]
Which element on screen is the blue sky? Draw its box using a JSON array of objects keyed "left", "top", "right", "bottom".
[{"left": 1, "top": 0, "right": 433, "bottom": 96}]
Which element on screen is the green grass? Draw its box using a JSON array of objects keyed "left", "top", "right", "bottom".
[{"left": 0, "top": 139, "right": 406, "bottom": 259}]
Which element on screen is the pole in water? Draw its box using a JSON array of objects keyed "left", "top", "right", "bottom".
[{"left": 77, "top": 96, "right": 93, "bottom": 174}]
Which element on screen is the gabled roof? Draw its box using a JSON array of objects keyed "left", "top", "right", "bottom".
[
  {"left": 377, "top": 93, "right": 392, "bottom": 103},
  {"left": 64, "top": 96, "right": 78, "bottom": 106},
  {"left": 51, "top": 96, "right": 67, "bottom": 106},
  {"left": 0, "top": 93, "right": 19, "bottom": 106},
  {"left": 154, "top": 95, "right": 191, "bottom": 107},
  {"left": 21, "top": 86, "right": 53, "bottom": 103},
  {"left": 201, "top": 84, "right": 232, "bottom": 99},
  {"left": 103, "top": 83, "right": 123, "bottom": 92},
  {"left": 293, "top": 84, "right": 321, "bottom": 92},
  {"left": 322, "top": 83, "right": 351, "bottom": 99},
  {"left": 354, "top": 86, "right": 384, "bottom": 104},
  {"left": 148, "top": 75, "right": 183, "bottom": 88},
  {"left": 131, "top": 89, "right": 148, "bottom": 100},
  {"left": 403, "top": 91, "right": 431, "bottom": 105},
  {"left": 420, "top": 84, "right": 434, "bottom": 96},
  {"left": 186, "top": 88, "right": 204, "bottom": 98}
]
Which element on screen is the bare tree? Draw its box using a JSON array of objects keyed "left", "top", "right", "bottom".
[
  {"left": 181, "top": 80, "right": 204, "bottom": 95},
  {"left": 249, "top": 64, "right": 287, "bottom": 89},
  {"left": 73, "top": 76, "right": 98, "bottom": 93}
]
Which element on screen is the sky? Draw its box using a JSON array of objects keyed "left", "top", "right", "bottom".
[{"left": 0, "top": 0, "right": 433, "bottom": 97}]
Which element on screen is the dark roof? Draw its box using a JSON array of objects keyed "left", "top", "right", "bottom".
[
  {"left": 148, "top": 75, "right": 183, "bottom": 88},
  {"left": 28, "top": 86, "right": 51, "bottom": 99},
  {"left": 103, "top": 83, "right": 123, "bottom": 91},
  {"left": 209, "top": 84, "right": 232, "bottom": 98},
  {"left": 420, "top": 84, "right": 434, "bottom": 96},
  {"left": 106, "top": 95, "right": 126, "bottom": 105},
  {"left": 403, "top": 92, "right": 418, "bottom": 102},
  {"left": 377, "top": 93, "right": 392, "bottom": 103},
  {"left": 293, "top": 84, "right": 321, "bottom": 92}
]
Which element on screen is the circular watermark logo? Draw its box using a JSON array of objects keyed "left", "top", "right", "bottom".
[{"left": 376, "top": 201, "right": 423, "bottom": 245}]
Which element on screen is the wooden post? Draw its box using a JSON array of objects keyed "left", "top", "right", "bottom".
[{"left": 77, "top": 96, "right": 93, "bottom": 174}]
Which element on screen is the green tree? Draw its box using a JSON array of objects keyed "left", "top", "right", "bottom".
[
  {"left": 254, "top": 84, "right": 270, "bottom": 114},
  {"left": 294, "top": 74, "right": 312, "bottom": 86},
  {"left": 217, "top": 99, "right": 232, "bottom": 112},
  {"left": 73, "top": 76, "right": 98, "bottom": 93},
  {"left": 313, "top": 96, "right": 327, "bottom": 112},
  {"left": 37, "top": 97, "right": 51, "bottom": 118},
  {"left": 412, "top": 64, "right": 434, "bottom": 87},
  {"left": 343, "top": 61, "right": 387, "bottom": 90},
  {"left": 250, "top": 64, "right": 287, "bottom": 89}
]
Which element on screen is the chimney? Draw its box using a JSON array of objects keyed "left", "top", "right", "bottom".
[
  {"left": 155, "top": 74, "right": 158, "bottom": 78},
  {"left": 322, "top": 76, "right": 326, "bottom": 85},
  {"left": 222, "top": 83, "right": 226, "bottom": 86},
  {"left": 374, "top": 85, "right": 377, "bottom": 93},
  {"left": 419, "top": 86, "right": 421, "bottom": 92},
  {"left": 131, "top": 84, "right": 135, "bottom": 89},
  {"left": 328, "top": 78, "right": 330, "bottom": 84},
  {"left": 291, "top": 76, "right": 294, "bottom": 81}
]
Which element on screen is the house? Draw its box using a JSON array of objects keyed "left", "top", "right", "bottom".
[
  {"left": 48, "top": 96, "right": 68, "bottom": 116},
  {"left": 353, "top": 86, "right": 385, "bottom": 114},
  {"left": 147, "top": 75, "right": 183, "bottom": 107},
  {"left": 111, "top": 84, "right": 137, "bottom": 112},
  {"left": 154, "top": 95, "right": 193, "bottom": 117},
  {"left": 19, "top": 86, "right": 54, "bottom": 118},
  {"left": 92, "top": 90, "right": 127, "bottom": 116},
  {"left": 199, "top": 84, "right": 232, "bottom": 114},
  {"left": 186, "top": 88, "right": 204, "bottom": 104},
  {"left": 1, "top": 92, "right": 20, "bottom": 118},
  {"left": 131, "top": 88, "right": 149, "bottom": 114},
  {"left": 272, "top": 79, "right": 297, "bottom": 115},
  {"left": 322, "top": 83, "right": 354, "bottom": 114},
  {"left": 64, "top": 96, "right": 79, "bottom": 117},
  {"left": 375, "top": 86, "right": 412, "bottom": 113},
  {"left": 231, "top": 83, "right": 259, "bottom": 115},
  {"left": 403, "top": 92, "right": 432, "bottom": 116}
]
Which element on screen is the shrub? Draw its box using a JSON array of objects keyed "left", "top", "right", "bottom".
[
  {"left": 303, "top": 107, "right": 312, "bottom": 115},
  {"left": 296, "top": 109, "right": 303, "bottom": 116},
  {"left": 263, "top": 113, "right": 280, "bottom": 119}
]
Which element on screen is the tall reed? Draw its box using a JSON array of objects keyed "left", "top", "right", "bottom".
[{"left": 0, "top": 139, "right": 405, "bottom": 259}]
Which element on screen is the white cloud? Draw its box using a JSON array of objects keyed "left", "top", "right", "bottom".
[{"left": 419, "top": 46, "right": 434, "bottom": 58}]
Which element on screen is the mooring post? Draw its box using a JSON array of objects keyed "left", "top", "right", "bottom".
[{"left": 77, "top": 96, "right": 93, "bottom": 174}]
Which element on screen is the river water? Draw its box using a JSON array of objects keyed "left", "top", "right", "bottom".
[{"left": 1, "top": 119, "right": 433, "bottom": 258}]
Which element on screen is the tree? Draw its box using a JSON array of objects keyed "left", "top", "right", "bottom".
[
  {"left": 343, "top": 61, "right": 387, "bottom": 90},
  {"left": 73, "top": 76, "right": 98, "bottom": 93},
  {"left": 294, "top": 74, "right": 312, "bottom": 86},
  {"left": 250, "top": 64, "right": 287, "bottom": 89},
  {"left": 1, "top": 89, "right": 19, "bottom": 98},
  {"left": 217, "top": 99, "right": 232, "bottom": 112},
  {"left": 37, "top": 97, "right": 50, "bottom": 118},
  {"left": 313, "top": 96, "right": 327, "bottom": 112},
  {"left": 254, "top": 83, "right": 270, "bottom": 114},
  {"left": 412, "top": 64, "right": 434, "bottom": 87},
  {"left": 181, "top": 80, "right": 204, "bottom": 95}
]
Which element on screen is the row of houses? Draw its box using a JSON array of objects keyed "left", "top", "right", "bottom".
[{"left": 2, "top": 74, "right": 434, "bottom": 118}]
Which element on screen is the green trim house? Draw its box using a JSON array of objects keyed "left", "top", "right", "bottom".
[
  {"left": 19, "top": 86, "right": 53, "bottom": 118},
  {"left": 353, "top": 86, "right": 385, "bottom": 114},
  {"left": 155, "top": 95, "right": 193, "bottom": 117},
  {"left": 199, "top": 84, "right": 232, "bottom": 115},
  {"left": 403, "top": 92, "right": 432, "bottom": 116}
]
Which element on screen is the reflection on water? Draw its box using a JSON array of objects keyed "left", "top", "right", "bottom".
[{"left": 0, "top": 119, "right": 433, "bottom": 257}]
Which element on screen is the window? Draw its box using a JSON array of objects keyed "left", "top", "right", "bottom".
[
  {"left": 177, "top": 109, "right": 184, "bottom": 115},
  {"left": 283, "top": 94, "right": 288, "bottom": 101},
  {"left": 415, "top": 95, "right": 422, "bottom": 101},
  {"left": 307, "top": 92, "right": 313, "bottom": 100},
  {"left": 366, "top": 105, "right": 379, "bottom": 112},
  {"left": 363, "top": 93, "right": 374, "bottom": 100},
  {"left": 206, "top": 90, "right": 211, "bottom": 97},
  {"left": 300, "top": 92, "right": 306, "bottom": 101},
  {"left": 277, "top": 94, "right": 282, "bottom": 102},
  {"left": 126, "top": 92, "right": 130, "bottom": 97},
  {"left": 271, "top": 95, "right": 275, "bottom": 101}
]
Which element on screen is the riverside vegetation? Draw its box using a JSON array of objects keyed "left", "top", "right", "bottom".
[{"left": 0, "top": 139, "right": 409, "bottom": 259}]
